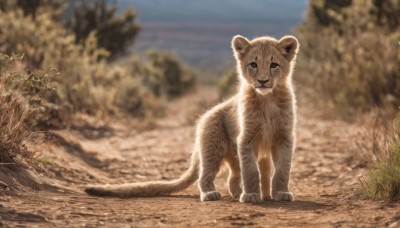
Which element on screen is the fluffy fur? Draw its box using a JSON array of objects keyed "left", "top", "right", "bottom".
[{"left": 85, "top": 35, "right": 299, "bottom": 203}]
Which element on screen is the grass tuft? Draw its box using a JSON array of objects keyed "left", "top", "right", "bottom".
[
  {"left": 361, "top": 117, "right": 400, "bottom": 201},
  {"left": 0, "top": 82, "right": 29, "bottom": 162}
]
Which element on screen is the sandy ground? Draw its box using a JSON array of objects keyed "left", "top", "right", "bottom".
[{"left": 1, "top": 87, "right": 400, "bottom": 227}]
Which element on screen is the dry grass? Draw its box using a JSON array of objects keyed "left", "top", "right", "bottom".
[
  {"left": 346, "top": 113, "right": 391, "bottom": 169},
  {"left": 0, "top": 82, "right": 29, "bottom": 162},
  {"left": 0, "top": 53, "right": 51, "bottom": 163},
  {"left": 361, "top": 117, "right": 400, "bottom": 201}
]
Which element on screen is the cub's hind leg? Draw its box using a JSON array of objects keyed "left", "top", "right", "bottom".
[
  {"left": 198, "top": 145, "right": 224, "bottom": 201},
  {"left": 258, "top": 155, "right": 274, "bottom": 201},
  {"left": 196, "top": 109, "right": 230, "bottom": 201},
  {"left": 197, "top": 130, "right": 227, "bottom": 201},
  {"left": 226, "top": 152, "right": 242, "bottom": 200}
]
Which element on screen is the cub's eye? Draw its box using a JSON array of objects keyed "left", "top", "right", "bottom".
[
  {"left": 250, "top": 62, "right": 257, "bottom": 68},
  {"left": 270, "top": 63, "right": 279, "bottom": 68}
]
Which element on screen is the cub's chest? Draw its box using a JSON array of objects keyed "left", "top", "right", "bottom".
[{"left": 259, "top": 101, "right": 280, "bottom": 133}]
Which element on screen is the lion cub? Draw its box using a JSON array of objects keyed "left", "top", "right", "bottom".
[{"left": 86, "top": 35, "right": 299, "bottom": 203}]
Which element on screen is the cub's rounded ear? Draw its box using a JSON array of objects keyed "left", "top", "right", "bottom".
[
  {"left": 278, "top": 35, "right": 299, "bottom": 61},
  {"left": 232, "top": 35, "right": 250, "bottom": 56}
]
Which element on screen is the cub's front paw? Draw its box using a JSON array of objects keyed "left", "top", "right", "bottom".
[
  {"left": 201, "top": 191, "right": 222, "bottom": 201},
  {"left": 239, "top": 193, "right": 261, "bottom": 204},
  {"left": 274, "top": 191, "right": 294, "bottom": 202}
]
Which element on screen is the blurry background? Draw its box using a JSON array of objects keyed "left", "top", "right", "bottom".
[
  {"left": 127, "top": 0, "right": 307, "bottom": 71},
  {"left": 0, "top": 0, "right": 399, "bottom": 201}
]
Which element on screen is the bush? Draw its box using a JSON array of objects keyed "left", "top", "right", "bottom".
[
  {"left": 66, "top": 0, "right": 141, "bottom": 59},
  {"left": 120, "top": 52, "right": 197, "bottom": 99},
  {"left": 0, "top": 0, "right": 63, "bottom": 19},
  {"left": 361, "top": 117, "right": 400, "bottom": 201},
  {"left": 105, "top": 65, "right": 162, "bottom": 118},
  {"left": 296, "top": 0, "right": 400, "bottom": 116}
]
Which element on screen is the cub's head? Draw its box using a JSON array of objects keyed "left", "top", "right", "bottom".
[{"left": 232, "top": 35, "right": 299, "bottom": 96}]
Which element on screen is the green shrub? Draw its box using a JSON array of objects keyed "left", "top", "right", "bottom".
[
  {"left": 66, "top": 0, "right": 141, "bottom": 59},
  {"left": 147, "top": 52, "right": 196, "bottom": 98},
  {"left": 114, "top": 79, "right": 161, "bottom": 118},
  {"left": 361, "top": 117, "right": 400, "bottom": 201},
  {"left": 121, "top": 52, "right": 197, "bottom": 99},
  {"left": 296, "top": 0, "right": 400, "bottom": 116}
]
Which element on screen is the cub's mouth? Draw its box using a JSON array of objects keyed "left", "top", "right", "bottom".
[
  {"left": 255, "top": 86, "right": 273, "bottom": 95},
  {"left": 255, "top": 85, "right": 272, "bottom": 89}
]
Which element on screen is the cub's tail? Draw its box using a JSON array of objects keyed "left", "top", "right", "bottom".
[{"left": 85, "top": 153, "right": 199, "bottom": 197}]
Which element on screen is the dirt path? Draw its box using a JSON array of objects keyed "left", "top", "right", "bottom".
[{"left": 1, "top": 87, "right": 400, "bottom": 227}]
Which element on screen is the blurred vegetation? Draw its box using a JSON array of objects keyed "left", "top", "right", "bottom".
[
  {"left": 218, "top": 69, "right": 237, "bottom": 99},
  {"left": 120, "top": 52, "right": 196, "bottom": 99},
  {"left": 361, "top": 118, "right": 400, "bottom": 201},
  {"left": 0, "top": 0, "right": 196, "bottom": 162},
  {"left": 297, "top": 0, "right": 400, "bottom": 201},
  {"left": 0, "top": 0, "right": 64, "bottom": 19},
  {"left": 0, "top": 54, "right": 53, "bottom": 162},
  {"left": 66, "top": 0, "right": 141, "bottom": 59},
  {"left": 296, "top": 0, "right": 400, "bottom": 115},
  {"left": 1, "top": 5, "right": 113, "bottom": 125},
  {"left": 0, "top": 82, "right": 29, "bottom": 163}
]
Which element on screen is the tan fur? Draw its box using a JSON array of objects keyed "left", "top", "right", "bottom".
[{"left": 85, "top": 35, "right": 299, "bottom": 204}]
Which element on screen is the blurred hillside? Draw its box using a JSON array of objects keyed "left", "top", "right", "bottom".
[{"left": 117, "top": 0, "right": 307, "bottom": 71}]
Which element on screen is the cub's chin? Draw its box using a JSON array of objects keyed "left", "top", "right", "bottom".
[{"left": 255, "top": 87, "right": 273, "bottom": 96}]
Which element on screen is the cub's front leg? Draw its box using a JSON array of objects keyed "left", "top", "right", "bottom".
[
  {"left": 271, "top": 132, "right": 295, "bottom": 202},
  {"left": 237, "top": 134, "right": 261, "bottom": 203}
]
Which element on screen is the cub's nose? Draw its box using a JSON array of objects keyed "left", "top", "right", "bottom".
[{"left": 257, "top": 79, "right": 269, "bottom": 85}]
